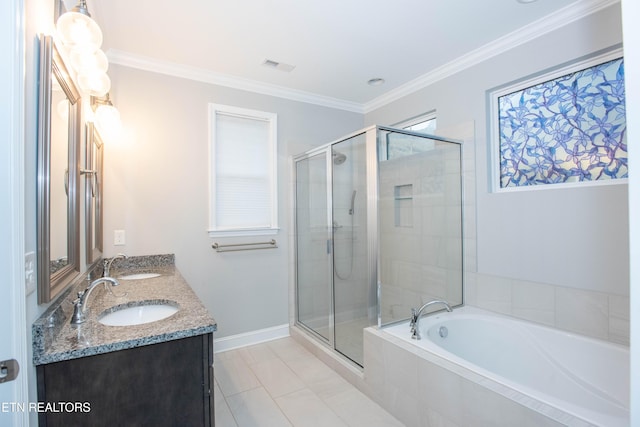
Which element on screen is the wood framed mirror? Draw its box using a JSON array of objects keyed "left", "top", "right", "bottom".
[
  {"left": 85, "top": 122, "right": 104, "bottom": 266},
  {"left": 37, "top": 34, "right": 82, "bottom": 303}
]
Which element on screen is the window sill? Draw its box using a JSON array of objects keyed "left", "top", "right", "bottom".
[{"left": 208, "top": 228, "right": 280, "bottom": 238}]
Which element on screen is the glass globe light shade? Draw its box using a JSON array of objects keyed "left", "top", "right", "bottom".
[
  {"left": 56, "top": 9, "right": 102, "bottom": 54},
  {"left": 78, "top": 71, "right": 111, "bottom": 97},
  {"left": 70, "top": 49, "right": 108, "bottom": 74}
]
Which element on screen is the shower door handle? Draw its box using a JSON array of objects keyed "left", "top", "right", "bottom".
[{"left": 327, "top": 239, "right": 332, "bottom": 254}]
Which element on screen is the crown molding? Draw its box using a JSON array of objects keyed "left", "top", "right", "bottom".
[
  {"left": 362, "top": 0, "right": 620, "bottom": 113},
  {"left": 107, "top": 0, "right": 618, "bottom": 116},
  {"left": 106, "top": 49, "right": 364, "bottom": 113}
]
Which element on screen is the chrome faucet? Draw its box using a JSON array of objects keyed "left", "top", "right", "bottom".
[
  {"left": 103, "top": 253, "right": 127, "bottom": 277},
  {"left": 409, "top": 300, "right": 452, "bottom": 340},
  {"left": 70, "top": 277, "right": 120, "bottom": 324}
]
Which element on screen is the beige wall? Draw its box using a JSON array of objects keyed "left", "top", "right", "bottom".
[{"left": 103, "top": 64, "right": 363, "bottom": 338}]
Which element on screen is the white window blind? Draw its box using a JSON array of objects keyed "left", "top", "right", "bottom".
[{"left": 209, "top": 104, "right": 278, "bottom": 236}]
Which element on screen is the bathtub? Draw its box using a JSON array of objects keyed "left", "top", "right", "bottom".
[{"left": 381, "top": 306, "right": 629, "bottom": 427}]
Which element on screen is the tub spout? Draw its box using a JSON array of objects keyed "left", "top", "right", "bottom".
[{"left": 410, "top": 300, "right": 452, "bottom": 340}]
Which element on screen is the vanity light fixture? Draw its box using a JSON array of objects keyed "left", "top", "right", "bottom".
[
  {"left": 57, "top": 1, "right": 111, "bottom": 97},
  {"left": 78, "top": 71, "right": 111, "bottom": 97},
  {"left": 56, "top": 0, "right": 102, "bottom": 54},
  {"left": 93, "top": 93, "right": 122, "bottom": 141},
  {"left": 69, "top": 48, "right": 108, "bottom": 75},
  {"left": 73, "top": 49, "right": 111, "bottom": 97}
]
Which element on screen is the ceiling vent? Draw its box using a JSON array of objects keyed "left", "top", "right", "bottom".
[{"left": 262, "top": 59, "right": 296, "bottom": 73}]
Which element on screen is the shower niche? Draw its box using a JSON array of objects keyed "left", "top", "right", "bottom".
[{"left": 294, "top": 125, "right": 464, "bottom": 366}]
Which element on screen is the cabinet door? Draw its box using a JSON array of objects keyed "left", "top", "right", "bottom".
[{"left": 37, "top": 334, "right": 213, "bottom": 427}]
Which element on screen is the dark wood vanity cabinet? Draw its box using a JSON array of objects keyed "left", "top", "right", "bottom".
[{"left": 36, "top": 333, "right": 214, "bottom": 427}]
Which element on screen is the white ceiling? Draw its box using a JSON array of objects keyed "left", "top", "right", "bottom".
[{"left": 83, "top": 0, "right": 611, "bottom": 112}]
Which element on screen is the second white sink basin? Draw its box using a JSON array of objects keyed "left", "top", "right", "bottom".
[
  {"left": 119, "top": 273, "right": 161, "bottom": 280},
  {"left": 99, "top": 301, "right": 179, "bottom": 326}
]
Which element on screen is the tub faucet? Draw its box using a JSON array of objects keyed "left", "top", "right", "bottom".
[
  {"left": 410, "top": 300, "right": 452, "bottom": 340},
  {"left": 103, "top": 253, "right": 127, "bottom": 277},
  {"left": 70, "top": 277, "right": 120, "bottom": 324}
]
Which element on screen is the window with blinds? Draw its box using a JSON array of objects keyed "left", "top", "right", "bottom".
[{"left": 208, "top": 104, "right": 278, "bottom": 236}]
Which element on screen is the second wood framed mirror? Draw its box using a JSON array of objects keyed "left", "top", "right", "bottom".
[
  {"left": 85, "top": 122, "right": 104, "bottom": 266},
  {"left": 37, "top": 34, "right": 81, "bottom": 303}
]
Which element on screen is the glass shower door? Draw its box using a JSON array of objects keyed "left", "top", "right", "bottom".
[
  {"left": 332, "top": 133, "right": 371, "bottom": 366},
  {"left": 295, "top": 152, "right": 332, "bottom": 342},
  {"left": 295, "top": 134, "right": 372, "bottom": 366}
]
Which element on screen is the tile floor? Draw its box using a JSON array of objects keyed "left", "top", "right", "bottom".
[
  {"left": 312, "top": 316, "right": 372, "bottom": 366},
  {"left": 214, "top": 336, "right": 404, "bottom": 427}
]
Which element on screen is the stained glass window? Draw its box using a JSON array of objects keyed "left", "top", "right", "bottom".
[{"left": 497, "top": 56, "right": 626, "bottom": 188}]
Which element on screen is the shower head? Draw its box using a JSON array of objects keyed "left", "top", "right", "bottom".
[{"left": 333, "top": 152, "right": 347, "bottom": 165}]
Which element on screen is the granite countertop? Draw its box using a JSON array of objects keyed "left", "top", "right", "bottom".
[{"left": 33, "top": 254, "right": 217, "bottom": 366}]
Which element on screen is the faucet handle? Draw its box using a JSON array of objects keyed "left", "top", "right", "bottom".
[
  {"left": 72, "top": 291, "right": 84, "bottom": 307},
  {"left": 70, "top": 291, "right": 85, "bottom": 324},
  {"left": 411, "top": 327, "right": 420, "bottom": 340}
]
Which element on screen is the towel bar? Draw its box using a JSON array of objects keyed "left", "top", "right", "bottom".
[{"left": 212, "top": 239, "right": 277, "bottom": 252}]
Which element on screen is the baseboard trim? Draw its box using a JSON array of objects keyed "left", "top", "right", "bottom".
[{"left": 214, "top": 323, "right": 290, "bottom": 353}]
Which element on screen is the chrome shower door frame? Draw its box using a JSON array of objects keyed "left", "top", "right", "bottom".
[
  {"left": 293, "top": 147, "right": 336, "bottom": 346},
  {"left": 293, "top": 127, "right": 377, "bottom": 364}
]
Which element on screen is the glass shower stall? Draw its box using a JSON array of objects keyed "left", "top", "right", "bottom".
[{"left": 294, "top": 125, "right": 464, "bottom": 366}]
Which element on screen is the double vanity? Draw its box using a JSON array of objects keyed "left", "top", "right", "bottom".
[
  {"left": 33, "top": 7, "right": 216, "bottom": 425},
  {"left": 33, "top": 254, "right": 217, "bottom": 427},
  {"left": 33, "top": 15, "right": 216, "bottom": 426}
]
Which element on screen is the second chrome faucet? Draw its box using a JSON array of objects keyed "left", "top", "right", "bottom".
[{"left": 103, "top": 253, "right": 127, "bottom": 277}]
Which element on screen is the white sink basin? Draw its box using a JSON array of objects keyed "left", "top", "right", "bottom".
[
  {"left": 98, "top": 301, "right": 178, "bottom": 326},
  {"left": 118, "top": 273, "right": 161, "bottom": 280}
]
